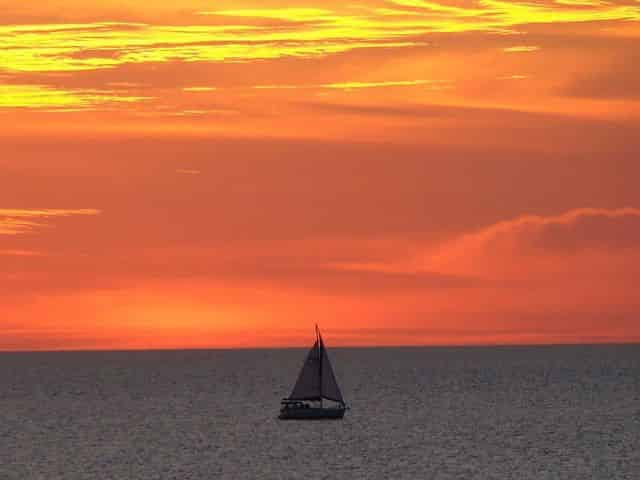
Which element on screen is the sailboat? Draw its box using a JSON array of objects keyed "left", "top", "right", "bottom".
[{"left": 279, "top": 325, "right": 347, "bottom": 420}]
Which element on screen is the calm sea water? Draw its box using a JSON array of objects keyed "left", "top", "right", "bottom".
[{"left": 1, "top": 345, "right": 638, "bottom": 479}]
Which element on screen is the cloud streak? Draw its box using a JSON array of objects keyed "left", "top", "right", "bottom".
[
  {"left": 503, "top": 45, "right": 539, "bottom": 52},
  {"left": 1, "top": 1, "right": 638, "bottom": 73},
  {"left": 455, "top": 207, "right": 640, "bottom": 251},
  {"left": 0, "top": 208, "right": 101, "bottom": 235},
  {"left": 0, "top": 84, "right": 152, "bottom": 110},
  {"left": 0, "top": 21, "right": 418, "bottom": 74},
  {"left": 429, "top": 207, "right": 640, "bottom": 275},
  {"left": 252, "top": 79, "right": 443, "bottom": 90}
]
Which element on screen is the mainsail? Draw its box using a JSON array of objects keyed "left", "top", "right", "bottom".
[
  {"left": 287, "top": 328, "right": 344, "bottom": 405},
  {"left": 288, "top": 340, "right": 322, "bottom": 400}
]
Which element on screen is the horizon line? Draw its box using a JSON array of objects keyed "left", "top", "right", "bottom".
[{"left": 1, "top": 340, "right": 639, "bottom": 354}]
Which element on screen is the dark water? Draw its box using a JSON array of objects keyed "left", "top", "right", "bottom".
[{"left": 1, "top": 345, "right": 639, "bottom": 479}]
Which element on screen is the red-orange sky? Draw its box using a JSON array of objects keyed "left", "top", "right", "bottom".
[{"left": 1, "top": 0, "right": 639, "bottom": 350}]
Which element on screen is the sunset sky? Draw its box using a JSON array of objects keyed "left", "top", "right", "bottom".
[{"left": 1, "top": 0, "right": 639, "bottom": 350}]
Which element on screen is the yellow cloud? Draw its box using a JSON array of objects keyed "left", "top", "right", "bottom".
[
  {"left": 252, "top": 79, "right": 441, "bottom": 90},
  {"left": 252, "top": 84, "right": 302, "bottom": 90},
  {"left": 202, "top": 8, "right": 335, "bottom": 21},
  {"left": 503, "top": 45, "right": 539, "bottom": 52},
  {"left": 324, "top": 79, "right": 437, "bottom": 89},
  {"left": 554, "top": 0, "right": 609, "bottom": 6},
  {"left": 390, "top": 0, "right": 483, "bottom": 17},
  {"left": 182, "top": 87, "right": 217, "bottom": 92},
  {"left": 0, "top": 209, "right": 101, "bottom": 235},
  {"left": 1, "top": 2, "right": 637, "bottom": 73},
  {"left": 0, "top": 85, "right": 151, "bottom": 109},
  {"left": 479, "top": 0, "right": 639, "bottom": 25},
  {"left": 391, "top": 0, "right": 640, "bottom": 31},
  {"left": 0, "top": 22, "right": 418, "bottom": 73}
]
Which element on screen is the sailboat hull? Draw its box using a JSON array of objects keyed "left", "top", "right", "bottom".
[{"left": 278, "top": 407, "right": 345, "bottom": 420}]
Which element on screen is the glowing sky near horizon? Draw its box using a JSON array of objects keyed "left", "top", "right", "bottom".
[{"left": 1, "top": 0, "right": 639, "bottom": 350}]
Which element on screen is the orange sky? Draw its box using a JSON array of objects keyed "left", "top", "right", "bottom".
[{"left": 1, "top": 0, "right": 639, "bottom": 350}]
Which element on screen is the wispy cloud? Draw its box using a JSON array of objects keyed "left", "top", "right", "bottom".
[
  {"left": 200, "top": 8, "right": 335, "bottom": 21},
  {"left": 0, "top": 85, "right": 152, "bottom": 110},
  {"left": 503, "top": 45, "right": 540, "bottom": 52},
  {"left": 554, "top": 0, "right": 608, "bottom": 6},
  {"left": 0, "top": 22, "right": 418, "bottom": 73},
  {"left": 0, "top": 249, "right": 45, "bottom": 257},
  {"left": 497, "top": 74, "right": 529, "bottom": 79},
  {"left": 0, "top": 209, "right": 101, "bottom": 235},
  {"left": 162, "top": 109, "right": 238, "bottom": 117},
  {"left": 182, "top": 87, "right": 217, "bottom": 92},
  {"left": 429, "top": 207, "right": 640, "bottom": 274},
  {"left": 252, "top": 79, "right": 443, "bottom": 90},
  {"left": 324, "top": 80, "right": 440, "bottom": 89},
  {"left": 456, "top": 207, "right": 640, "bottom": 249},
  {"left": 1, "top": 1, "right": 637, "bottom": 73}
]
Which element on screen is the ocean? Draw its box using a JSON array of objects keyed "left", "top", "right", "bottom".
[{"left": 1, "top": 345, "right": 638, "bottom": 479}]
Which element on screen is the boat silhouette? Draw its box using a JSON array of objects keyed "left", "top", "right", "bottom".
[{"left": 279, "top": 325, "right": 347, "bottom": 420}]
